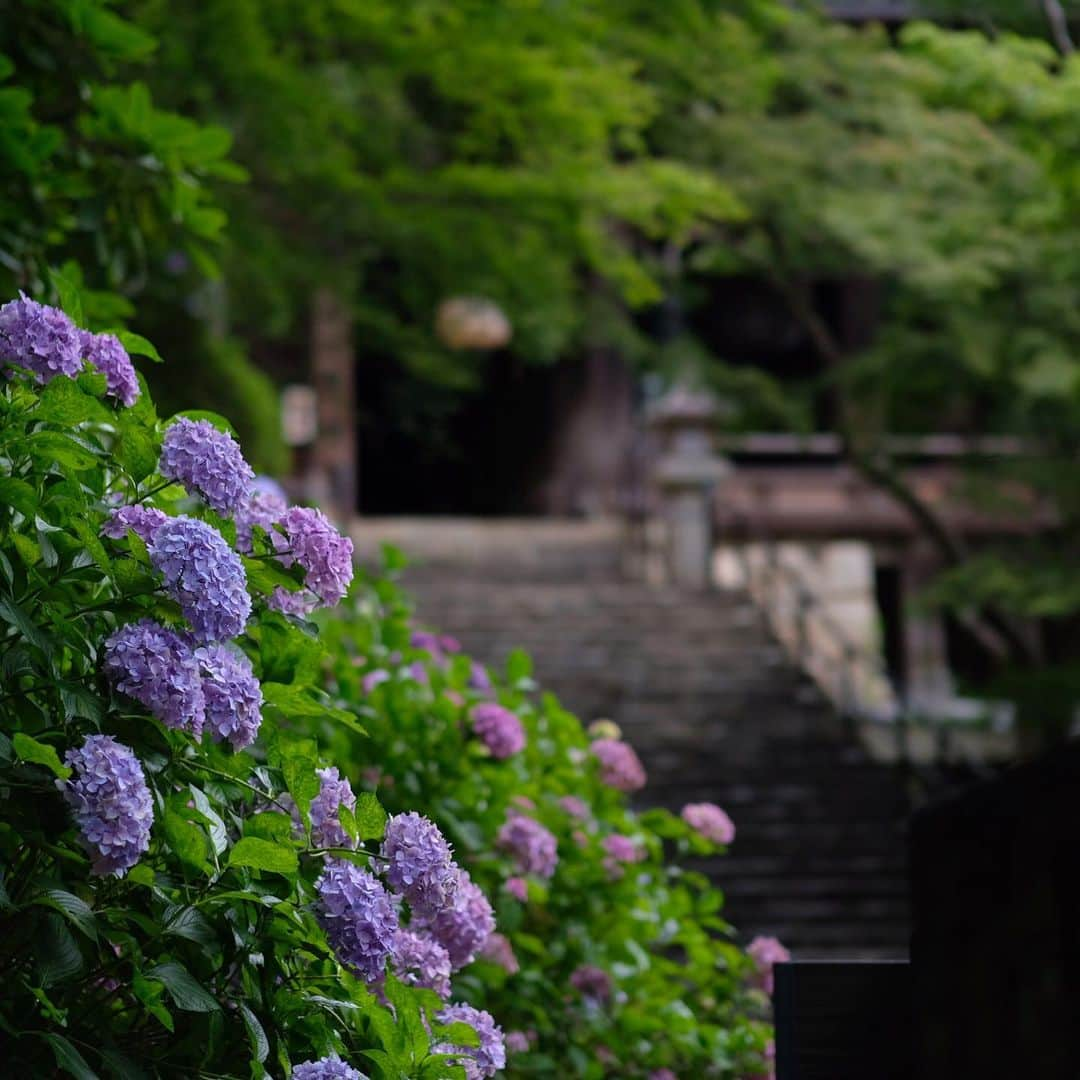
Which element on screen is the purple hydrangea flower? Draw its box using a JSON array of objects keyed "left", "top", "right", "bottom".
[
  {"left": 235, "top": 487, "right": 287, "bottom": 554},
  {"left": 650, "top": 1070, "right": 678, "bottom": 1080},
  {"left": 315, "top": 859, "right": 398, "bottom": 985},
  {"left": 418, "top": 868, "right": 495, "bottom": 970},
  {"left": 496, "top": 813, "right": 558, "bottom": 879},
  {"left": 602, "top": 834, "right": 642, "bottom": 864},
  {"left": 471, "top": 703, "right": 525, "bottom": 760},
  {"left": 505, "top": 1031, "right": 531, "bottom": 1054},
  {"left": 196, "top": 643, "right": 263, "bottom": 750},
  {"left": 267, "top": 586, "right": 319, "bottom": 617},
  {"left": 469, "top": 662, "right": 493, "bottom": 693},
  {"left": 0, "top": 294, "right": 82, "bottom": 383},
  {"left": 391, "top": 928, "right": 453, "bottom": 998},
  {"left": 275, "top": 506, "right": 353, "bottom": 607},
  {"left": 59, "top": 734, "right": 152, "bottom": 877},
  {"left": 591, "top": 738, "right": 647, "bottom": 792},
  {"left": 434, "top": 1003, "right": 506, "bottom": 1080},
  {"left": 559, "top": 795, "right": 589, "bottom": 819},
  {"left": 103, "top": 619, "right": 205, "bottom": 735},
  {"left": 681, "top": 802, "right": 735, "bottom": 845},
  {"left": 252, "top": 474, "right": 287, "bottom": 501},
  {"left": 310, "top": 766, "right": 357, "bottom": 849},
  {"left": 101, "top": 505, "right": 169, "bottom": 545},
  {"left": 362, "top": 669, "right": 390, "bottom": 694},
  {"left": 380, "top": 812, "right": 458, "bottom": 919},
  {"left": 148, "top": 516, "right": 251, "bottom": 642},
  {"left": 478, "top": 931, "right": 519, "bottom": 974},
  {"left": 570, "top": 964, "right": 612, "bottom": 1004},
  {"left": 292, "top": 1059, "right": 364, "bottom": 1080},
  {"left": 79, "top": 330, "right": 139, "bottom": 406},
  {"left": 505, "top": 876, "right": 528, "bottom": 902},
  {"left": 159, "top": 417, "right": 255, "bottom": 516}
]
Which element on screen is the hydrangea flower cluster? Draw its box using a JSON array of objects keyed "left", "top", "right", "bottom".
[
  {"left": 496, "top": 812, "right": 558, "bottom": 879},
  {"left": 276, "top": 506, "right": 354, "bottom": 607},
  {"left": 469, "top": 662, "right": 493, "bottom": 693},
  {"left": 79, "top": 330, "right": 139, "bottom": 406},
  {"left": 434, "top": 1003, "right": 507, "bottom": 1080},
  {"left": 310, "top": 766, "right": 357, "bottom": 849},
  {"left": 235, "top": 486, "right": 288, "bottom": 553},
  {"left": 418, "top": 869, "right": 496, "bottom": 970},
  {"left": 471, "top": 703, "right": 526, "bottom": 759},
  {"left": 681, "top": 801, "right": 735, "bottom": 845},
  {"left": 478, "top": 931, "right": 519, "bottom": 974},
  {"left": 291, "top": 1059, "right": 365, "bottom": 1080},
  {"left": 159, "top": 417, "right": 255, "bottom": 516},
  {"left": 505, "top": 1031, "right": 532, "bottom": 1055},
  {"left": 391, "top": 928, "right": 453, "bottom": 998},
  {"left": 314, "top": 859, "right": 399, "bottom": 985},
  {"left": 602, "top": 834, "right": 644, "bottom": 879},
  {"left": 149, "top": 516, "right": 251, "bottom": 642},
  {"left": 570, "top": 964, "right": 613, "bottom": 1004},
  {"left": 559, "top": 795, "right": 589, "bottom": 819},
  {"left": 380, "top": 811, "right": 459, "bottom": 919},
  {"left": 104, "top": 620, "right": 205, "bottom": 735},
  {"left": 505, "top": 876, "right": 528, "bottom": 902},
  {"left": 748, "top": 935, "right": 790, "bottom": 995},
  {"left": 591, "top": 737, "right": 647, "bottom": 792},
  {"left": 101, "top": 505, "right": 168, "bottom": 544},
  {"left": 59, "top": 735, "right": 153, "bottom": 877},
  {"left": 363, "top": 669, "right": 390, "bottom": 694},
  {"left": 196, "top": 643, "right": 263, "bottom": 750},
  {"left": 0, "top": 294, "right": 82, "bottom": 383}
]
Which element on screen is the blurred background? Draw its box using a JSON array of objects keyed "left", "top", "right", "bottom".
[{"left": 5, "top": 0, "right": 1080, "bottom": 963}]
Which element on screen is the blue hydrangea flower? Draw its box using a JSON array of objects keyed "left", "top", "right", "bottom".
[
  {"left": 159, "top": 417, "right": 255, "bottom": 516},
  {"left": 196, "top": 643, "right": 262, "bottom": 750},
  {"left": 496, "top": 813, "right": 558, "bottom": 879},
  {"left": 434, "top": 1003, "right": 507, "bottom": 1080},
  {"left": 391, "top": 928, "right": 453, "bottom": 998},
  {"left": 315, "top": 859, "right": 399, "bottom": 985},
  {"left": 103, "top": 619, "right": 205, "bottom": 735},
  {"left": 79, "top": 330, "right": 139, "bottom": 406},
  {"left": 291, "top": 1059, "right": 365, "bottom": 1080},
  {"left": 380, "top": 812, "right": 458, "bottom": 920},
  {"left": 0, "top": 294, "right": 82, "bottom": 383},
  {"left": 101, "top": 505, "right": 169, "bottom": 545},
  {"left": 417, "top": 868, "right": 495, "bottom": 970},
  {"left": 276, "top": 506, "right": 354, "bottom": 607},
  {"left": 310, "top": 766, "right": 357, "bottom": 849},
  {"left": 148, "top": 516, "right": 251, "bottom": 642},
  {"left": 59, "top": 734, "right": 153, "bottom": 877}
]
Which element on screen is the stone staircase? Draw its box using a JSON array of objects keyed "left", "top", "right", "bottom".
[{"left": 352, "top": 519, "right": 913, "bottom": 958}]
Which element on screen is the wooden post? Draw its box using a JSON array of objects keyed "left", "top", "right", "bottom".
[{"left": 310, "top": 288, "right": 356, "bottom": 521}]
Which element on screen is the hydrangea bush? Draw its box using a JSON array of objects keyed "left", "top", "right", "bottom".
[{"left": 0, "top": 291, "right": 773, "bottom": 1077}]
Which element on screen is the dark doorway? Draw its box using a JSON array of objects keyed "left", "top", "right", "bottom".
[
  {"left": 874, "top": 563, "right": 906, "bottom": 692},
  {"left": 356, "top": 351, "right": 562, "bottom": 516}
]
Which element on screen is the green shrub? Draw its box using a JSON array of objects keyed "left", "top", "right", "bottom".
[{"left": 0, "top": 289, "right": 769, "bottom": 1078}]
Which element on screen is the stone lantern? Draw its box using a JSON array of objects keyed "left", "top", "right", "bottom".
[{"left": 648, "top": 386, "right": 730, "bottom": 589}]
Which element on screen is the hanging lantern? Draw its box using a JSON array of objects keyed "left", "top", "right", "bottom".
[{"left": 435, "top": 296, "right": 512, "bottom": 350}]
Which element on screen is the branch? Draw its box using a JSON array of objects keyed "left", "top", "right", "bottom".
[{"left": 1042, "top": 0, "right": 1075, "bottom": 56}]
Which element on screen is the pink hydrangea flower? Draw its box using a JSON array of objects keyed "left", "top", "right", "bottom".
[
  {"left": 505, "top": 876, "right": 528, "bottom": 902},
  {"left": 748, "top": 936, "right": 790, "bottom": 995},
  {"left": 591, "top": 738, "right": 646, "bottom": 792},
  {"left": 559, "top": 795, "right": 589, "bottom": 819},
  {"left": 681, "top": 802, "right": 735, "bottom": 845}
]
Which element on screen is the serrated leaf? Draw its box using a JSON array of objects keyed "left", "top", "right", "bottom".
[
  {"left": 147, "top": 961, "right": 220, "bottom": 1012},
  {"left": 26, "top": 430, "right": 100, "bottom": 470},
  {"left": 35, "top": 889, "right": 98, "bottom": 942},
  {"left": 116, "top": 425, "right": 159, "bottom": 483},
  {"left": 44, "top": 1032, "right": 98, "bottom": 1080},
  {"left": 34, "top": 376, "right": 111, "bottom": 425},
  {"left": 243, "top": 812, "right": 294, "bottom": 842},
  {"left": 13, "top": 732, "right": 71, "bottom": 778},
  {"left": 353, "top": 792, "right": 387, "bottom": 841},
  {"left": 227, "top": 836, "right": 298, "bottom": 876},
  {"left": 239, "top": 1003, "right": 270, "bottom": 1064},
  {"left": 115, "top": 330, "right": 162, "bottom": 363},
  {"left": 0, "top": 477, "right": 38, "bottom": 519}
]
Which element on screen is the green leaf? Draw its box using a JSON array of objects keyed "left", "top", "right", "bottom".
[
  {"left": 243, "top": 812, "right": 294, "bottom": 842},
  {"left": 13, "top": 732, "right": 71, "bottom": 778},
  {"left": 147, "top": 961, "right": 220, "bottom": 1013},
  {"left": 133, "top": 970, "right": 174, "bottom": 1032},
  {"left": 26, "top": 431, "right": 100, "bottom": 470},
  {"left": 127, "top": 864, "right": 154, "bottom": 888},
  {"left": 242, "top": 555, "right": 305, "bottom": 597},
  {"left": 162, "top": 810, "right": 211, "bottom": 873},
  {"left": 0, "top": 477, "right": 38, "bottom": 519},
  {"left": 276, "top": 734, "right": 319, "bottom": 823},
  {"left": 0, "top": 596, "right": 55, "bottom": 656},
  {"left": 239, "top": 1003, "right": 270, "bottom": 1064},
  {"left": 353, "top": 791, "right": 387, "bottom": 841},
  {"left": 163, "top": 904, "right": 216, "bottom": 946},
  {"left": 49, "top": 266, "right": 85, "bottom": 326},
  {"left": 227, "top": 836, "right": 298, "bottom": 876},
  {"left": 37, "top": 913, "right": 85, "bottom": 986},
  {"left": 189, "top": 784, "right": 228, "bottom": 855},
  {"left": 115, "top": 330, "right": 162, "bottom": 363},
  {"left": 98, "top": 1049, "right": 148, "bottom": 1080},
  {"left": 35, "top": 889, "right": 98, "bottom": 942},
  {"left": 44, "top": 1033, "right": 98, "bottom": 1080},
  {"left": 34, "top": 377, "right": 111, "bottom": 425},
  {"left": 116, "top": 425, "right": 159, "bottom": 483},
  {"left": 506, "top": 648, "right": 533, "bottom": 683}
]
